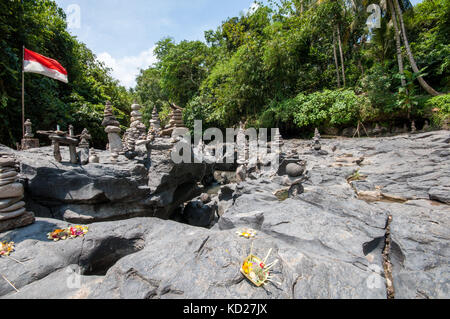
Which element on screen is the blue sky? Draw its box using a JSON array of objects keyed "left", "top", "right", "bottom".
[
  {"left": 55, "top": 0, "right": 258, "bottom": 88},
  {"left": 54, "top": 0, "right": 423, "bottom": 88}
]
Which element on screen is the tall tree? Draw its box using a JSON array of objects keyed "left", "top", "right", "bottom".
[
  {"left": 388, "top": 0, "right": 406, "bottom": 87},
  {"left": 336, "top": 25, "right": 346, "bottom": 87},
  {"left": 393, "top": 0, "right": 441, "bottom": 95},
  {"left": 332, "top": 29, "right": 341, "bottom": 88}
]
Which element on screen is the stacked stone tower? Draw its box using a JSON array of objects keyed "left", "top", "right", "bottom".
[
  {"left": 272, "top": 128, "right": 284, "bottom": 154},
  {"left": 130, "top": 102, "right": 147, "bottom": 140},
  {"left": 0, "top": 154, "right": 34, "bottom": 232},
  {"left": 102, "top": 101, "right": 123, "bottom": 162},
  {"left": 169, "top": 107, "right": 184, "bottom": 128},
  {"left": 21, "top": 119, "right": 39, "bottom": 150},
  {"left": 235, "top": 122, "right": 247, "bottom": 183},
  {"left": 312, "top": 128, "right": 321, "bottom": 151},
  {"left": 149, "top": 106, "right": 161, "bottom": 132},
  {"left": 123, "top": 102, "right": 147, "bottom": 152}
]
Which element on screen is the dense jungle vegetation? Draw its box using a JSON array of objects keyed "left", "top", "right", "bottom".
[{"left": 1, "top": 0, "right": 449, "bottom": 147}]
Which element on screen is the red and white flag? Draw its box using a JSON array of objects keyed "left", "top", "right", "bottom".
[{"left": 23, "top": 48, "right": 68, "bottom": 83}]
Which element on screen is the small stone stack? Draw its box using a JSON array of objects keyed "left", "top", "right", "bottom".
[
  {"left": 78, "top": 128, "right": 91, "bottom": 165},
  {"left": 78, "top": 128, "right": 91, "bottom": 148},
  {"left": 102, "top": 101, "right": 123, "bottom": 163},
  {"left": 130, "top": 102, "right": 147, "bottom": 140},
  {"left": 442, "top": 116, "right": 450, "bottom": 130},
  {"left": 411, "top": 121, "right": 417, "bottom": 133},
  {"left": 312, "top": 128, "right": 321, "bottom": 151},
  {"left": 236, "top": 123, "right": 247, "bottom": 165},
  {"left": 89, "top": 148, "right": 99, "bottom": 163},
  {"left": 169, "top": 108, "right": 184, "bottom": 128},
  {"left": 314, "top": 128, "right": 321, "bottom": 140},
  {"left": 149, "top": 106, "right": 161, "bottom": 132},
  {"left": 146, "top": 127, "right": 157, "bottom": 143},
  {"left": 236, "top": 123, "right": 247, "bottom": 183},
  {"left": 373, "top": 124, "right": 382, "bottom": 136},
  {"left": 0, "top": 154, "right": 34, "bottom": 232},
  {"left": 123, "top": 102, "right": 147, "bottom": 152},
  {"left": 21, "top": 119, "right": 40, "bottom": 150},
  {"left": 273, "top": 128, "right": 284, "bottom": 154}
]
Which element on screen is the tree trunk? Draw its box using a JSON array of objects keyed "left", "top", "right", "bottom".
[
  {"left": 336, "top": 25, "right": 346, "bottom": 87},
  {"left": 388, "top": 0, "right": 406, "bottom": 87},
  {"left": 332, "top": 30, "right": 341, "bottom": 88},
  {"left": 393, "top": 0, "right": 441, "bottom": 96}
]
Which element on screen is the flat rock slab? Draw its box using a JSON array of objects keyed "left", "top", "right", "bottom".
[{"left": 0, "top": 131, "right": 449, "bottom": 299}]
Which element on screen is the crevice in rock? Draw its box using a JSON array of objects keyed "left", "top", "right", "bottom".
[
  {"left": 79, "top": 236, "right": 145, "bottom": 276},
  {"left": 382, "top": 215, "right": 395, "bottom": 299},
  {"left": 195, "top": 236, "right": 210, "bottom": 258},
  {"left": 291, "top": 275, "right": 304, "bottom": 299}
]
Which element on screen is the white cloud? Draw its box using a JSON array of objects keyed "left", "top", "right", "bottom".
[
  {"left": 244, "top": 2, "right": 260, "bottom": 15},
  {"left": 97, "top": 46, "right": 157, "bottom": 89}
]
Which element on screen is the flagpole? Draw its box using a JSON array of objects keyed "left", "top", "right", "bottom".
[{"left": 22, "top": 45, "right": 25, "bottom": 139}]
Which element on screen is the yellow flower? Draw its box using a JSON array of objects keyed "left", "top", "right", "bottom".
[
  {"left": 0, "top": 241, "right": 15, "bottom": 256},
  {"left": 236, "top": 228, "right": 256, "bottom": 239},
  {"left": 242, "top": 261, "right": 253, "bottom": 275}
]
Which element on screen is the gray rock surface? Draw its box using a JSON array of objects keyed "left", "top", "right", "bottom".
[
  {"left": 0, "top": 130, "right": 449, "bottom": 299},
  {"left": 0, "top": 142, "right": 213, "bottom": 223}
]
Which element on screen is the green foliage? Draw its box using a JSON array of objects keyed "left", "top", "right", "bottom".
[
  {"left": 155, "top": 39, "right": 211, "bottom": 106},
  {"left": 292, "top": 89, "right": 372, "bottom": 128},
  {"left": 359, "top": 65, "right": 397, "bottom": 114},
  {"left": 135, "top": 0, "right": 448, "bottom": 135},
  {"left": 0, "top": 0, "right": 132, "bottom": 148},
  {"left": 425, "top": 94, "right": 450, "bottom": 127},
  {"left": 135, "top": 67, "right": 168, "bottom": 127},
  {"left": 3, "top": 0, "right": 447, "bottom": 148}
]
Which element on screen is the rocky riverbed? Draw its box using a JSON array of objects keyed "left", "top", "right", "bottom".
[{"left": 0, "top": 130, "right": 448, "bottom": 299}]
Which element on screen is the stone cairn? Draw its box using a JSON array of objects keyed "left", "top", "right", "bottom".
[
  {"left": 411, "top": 120, "right": 417, "bottom": 133},
  {"left": 373, "top": 123, "right": 382, "bottom": 136},
  {"left": 89, "top": 148, "right": 99, "bottom": 163},
  {"left": 78, "top": 128, "right": 91, "bottom": 148},
  {"left": 78, "top": 128, "right": 91, "bottom": 165},
  {"left": 169, "top": 104, "right": 184, "bottom": 128},
  {"left": 149, "top": 106, "right": 161, "bottom": 132},
  {"left": 21, "top": 119, "right": 40, "bottom": 150},
  {"left": 312, "top": 128, "right": 321, "bottom": 151},
  {"left": 273, "top": 128, "right": 284, "bottom": 155},
  {"left": 123, "top": 102, "right": 147, "bottom": 152},
  {"left": 236, "top": 122, "right": 247, "bottom": 183},
  {"left": 161, "top": 103, "right": 188, "bottom": 140},
  {"left": 102, "top": 101, "right": 123, "bottom": 163},
  {"left": 0, "top": 154, "right": 35, "bottom": 232}
]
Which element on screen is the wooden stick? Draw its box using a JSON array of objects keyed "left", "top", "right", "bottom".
[
  {"left": 6, "top": 255, "right": 26, "bottom": 266},
  {"left": 263, "top": 249, "right": 272, "bottom": 265},
  {"left": 265, "top": 260, "right": 279, "bottom": 271},
  {"left": 1, "top": 273, "right": 19, "bottom": 292}
]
